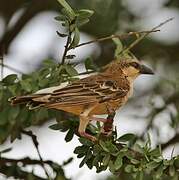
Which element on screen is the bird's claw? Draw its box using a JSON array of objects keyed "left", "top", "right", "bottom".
[{"left": 79, "top": 132, "right": 97, "bottom": 142}]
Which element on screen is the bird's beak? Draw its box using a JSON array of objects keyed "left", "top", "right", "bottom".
[{"left": 139, "top": 64, "right": 154, "bottom": 75}]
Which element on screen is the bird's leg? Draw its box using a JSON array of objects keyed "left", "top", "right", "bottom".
[
  {"left": 78, "top": 106, "right": 97, "bottom": 142},
  {"left": 78, "top": 116, "right": 97, "bottom": 142},
  {"left": 101, "top": 112, "right": 116, "bottom": 135},
  {"left": 101, "top": 104, "right": 116, "bottom": 136}
]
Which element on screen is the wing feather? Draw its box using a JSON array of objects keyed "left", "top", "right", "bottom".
[{"left": 45, "top": 74, "right": 129, "bottom": 107}]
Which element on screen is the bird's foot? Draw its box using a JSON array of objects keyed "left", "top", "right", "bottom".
[{"left": 79, "top": 132, "right": 97, "bottom": 142}]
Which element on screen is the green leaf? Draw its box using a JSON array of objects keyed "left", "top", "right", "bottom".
[
  {"left": 125, "top": 164, "right": 134, "bottom": 173},
  {"left": 62, "top": 157, "right": 73, "bottom": 166},
  {"left": 56, "top": 31, "right": 68, "bottom": 37},
  {"left": 64, "top": 65, "right": 78, "bottom": 76},
  {"left": 77, "top": 9, "right": 94, "bottom": 19},
  {"left": 54, "top": 14, "right": 67, "bottom": 22},
  {"left": 146, "top": 161, "right": 160, "bottom": 170},
  {"left": 109, "top": 160, "right": 115, "bottom": 173},
  {"left": 2, "top": 74, "right": 17, "bottom": 85},
  {"left": 79, "top": 137, "right": 94, "bottom": 146},
  {"left": 117, "top": 133, "right": 137, "bottom": 142},
  {"left": 102, "top": 154, "right": 110, "bottom": 166},
  {"left": 93, "top": 144, "right": 102, "bottom": 155},
  {"left": 99, "top": 140, "right": 118, "bottom": 155},
  {"left": 99, "top": 140, "right": 110, "bottom": 153},
  {"left": 79, "top": 157, "right": 86, "bottom": 168},
  {"left": 43, "top": 59, "right": 56, "bottom": 67},
  {"left": 74, "top": 145, "right": 88, "bottom": 155},
  {"left": 149, "top": 148, "right": 161, "bottom": 157},
  {"left": 57, "top": 0, "right": 75, "bottom": 20},
  {"left": 131, "top": 158, "right": 140, "bottom": 165},
  {"left": 79, "top": 150, "right": 92, "bottom": 168},
  {"left": 49, "top": 123, "right": 63, "bottom": 130},
  {"left": 84, "top": 57, "right": 97, "bottom": 71},
  {"left": 65, "top": 129, "right": 74, "bottom": 142},
  {"left": 20, "top": 80, "right": 32, "bottom": 92},
  {"left": 0, "top": 147, "right": 12, "bottom": 154},
  {"left": 86, "top": 157, "right": 94, "bottom": 169},
  {"left": 92, "top": 154, "right": 100, "bottom": 166},
  {"left": 69, "top": 23, "right": 76, "bottom": 32},
  {"left": 70, "top": 27, "right": 80, "bottom": 48},
  {"left": 114, "top": 154, "right": 123, "bottom": 170},
  {"left": 76, "top": 18, "right": 90, "bottom": 27}
]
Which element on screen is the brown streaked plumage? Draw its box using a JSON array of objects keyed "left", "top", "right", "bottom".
[{"left": 10, "top": 59, "right": 154, "bottom": 141}]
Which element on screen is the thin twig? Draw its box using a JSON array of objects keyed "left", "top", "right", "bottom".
[
  {"left": 0, "top": 157, "right": 54, "bottom": 166},
  {"left": 71, "top": 30, "right": 160, "bottom": 49},
  {"left": 61, "top": 32, "right": 72, "bottom": 65},
  {"left": 0, "top": 63, "right": 24, "bottom": 74},
  {"left": 121, "top": 17, "right": 174, "bottom": 55},
  {"left": 22, "top": 130, "right": 51, "bottom": 180}
]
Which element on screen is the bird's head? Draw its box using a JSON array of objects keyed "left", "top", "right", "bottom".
[{"left": 120, "top": 59, "right": 154, "bottom": 80}]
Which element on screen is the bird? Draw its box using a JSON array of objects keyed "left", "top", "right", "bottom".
[{"left": 10, "top": 59, "right": 154, "bottom": 141}]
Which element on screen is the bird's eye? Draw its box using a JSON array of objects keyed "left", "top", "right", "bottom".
[{"left": 131, "top": 62, "right": 140, "bottom": 69}]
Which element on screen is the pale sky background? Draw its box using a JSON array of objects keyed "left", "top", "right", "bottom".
[{"left": 0, "top": 0, "right": 179, "bottom": 179}]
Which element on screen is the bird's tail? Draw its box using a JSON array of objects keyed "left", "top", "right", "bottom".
[{"left": 9, "top": 94, "right": 45, "bottom": 110}]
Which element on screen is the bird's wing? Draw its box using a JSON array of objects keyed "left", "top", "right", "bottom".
[{"left": 42, "top": 74, "right": 130, "bottom": 107}]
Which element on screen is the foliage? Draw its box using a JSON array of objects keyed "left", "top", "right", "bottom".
[{"left": 0, "top": 0, "right": 179, "bottom": 179}]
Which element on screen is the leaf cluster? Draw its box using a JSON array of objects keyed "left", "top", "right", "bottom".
[
  {"left": 0, "top": 59, "right": 79, "bottom": 143},
  {"left": 74, "top": 133, "right": 179, "bottom": 180}
]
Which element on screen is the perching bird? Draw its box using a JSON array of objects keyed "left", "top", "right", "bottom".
[{"left": 10, "top": 59, "right": 154, "bottom": 141}]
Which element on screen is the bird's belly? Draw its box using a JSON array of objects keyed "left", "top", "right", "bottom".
[{"left": 90, "top": 99, "right": 124, "bottom": 115}]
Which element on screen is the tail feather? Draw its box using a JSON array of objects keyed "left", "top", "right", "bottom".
[{"left": 9, "top": 94, "right": 44, "bottom": 109}]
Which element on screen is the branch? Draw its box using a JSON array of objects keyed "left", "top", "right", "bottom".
[
  {"left": 121, "top": 17, "right": 174, "bottom": 55},
  {"left": 0, "top": 157, "right": 57, "bottom": 180},
  {"left": 71, "top": 30, "right": 160, "bottom": 49},
  {"left": 61, "top": 32, "right": 72, "bottom": 65},
  {"left": 161, "top": 133, "right": 179, "bottom": 150},
  {"left": 0, "top": 156, "right": 54, "bottom": 166},
  {"left": 0, "top": 63, "right": 24, "bottom": 74},
  {"left": 22, "top": 130, "right": 51, "bottom": 180}
]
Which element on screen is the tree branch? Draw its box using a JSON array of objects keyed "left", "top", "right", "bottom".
[
  {"left": 71, "top": 30, "right": 160, "bottom": 49},
  {"left": 121, "top": 17, "right": 174, "bottom": 55},
  {"left": 22, "top": 130, "right": 51, "bottom": 180},
  {"left": 0, "top": 156, "right": 54, "bottom": 166},
  {"left": 161, "top": 133, "right": 179, "bottom": 150},
  {"left": 0, "top": 63, "right": 24, "bottom": 74},
  {"left": 61, "top": 32, "right": 72, "bottom": 65}
]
